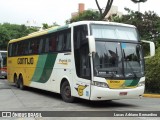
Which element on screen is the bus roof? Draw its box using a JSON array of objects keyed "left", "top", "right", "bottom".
[
  {"left": 9, "top": 25, "right": 69, "bottom": 43},
  {"left": 69, "top": 21, "right": 136, "bottom": 28},
  {"left": 9, "top": 21, "right": 136, "bottom": 43}
]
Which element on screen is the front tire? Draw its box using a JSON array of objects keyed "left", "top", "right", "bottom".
[{"left": 61, "top": 81, "right": 75, "bottom": 103}]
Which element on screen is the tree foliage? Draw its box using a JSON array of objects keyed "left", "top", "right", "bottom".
[
  {"left": 95, "top": 0, "right": 148, "bottom": 20},
  {"left": 145, "top": 47, "right": 160, "bottom": 93},
  {"left": 0, "top": 23, "right": 39, "bottom": 50},
  {"left": 66, "top": 10, "right": 100, "bottom": 24},
  {"left": 42, "top": 22, "right": 59, "bottom": 29},
  {"left": 66, "top": 0, "right": 148, "bottom": 23},
  {"left": 111, "top": 8, "right": 160, "bottom": 44},
  {"left": 42, "top": 23, "right": 49, "bottom": 29}
]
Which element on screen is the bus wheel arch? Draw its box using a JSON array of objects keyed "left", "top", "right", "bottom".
[
  {"left": 18, "top": 74, "right": 25, "bottom": 90},
  {"left": 60, "top": 78, "right": 75, "bottom": 103}
]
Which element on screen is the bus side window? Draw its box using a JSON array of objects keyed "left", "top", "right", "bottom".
[
  {"left": 56, "top": 33, "right": 64, "bottom": 51},
  {"left": 14, "top": 43, "right": 18, "bottom": 56},
  {"left": 40, "top": 37, "right": 46, "bottom": 53},
  {"left": 8, "top": 44, "right": 12, "bottom": 57},
  {"left": 18, "top": 42, "right": 25, "bottom": 56},
  {"left": 33, "top": 39, "right": 39, "bottom": 54},
  {"left": 11, "top": 43, "right": 15, "bottom": 56},
  {"left": 20, "top": 41, "right": 27, "bottom": 55},
  {"left": 29, "top": 40, "right": 34, "bottom": 54},
  {"left": 64, "top": 30, "right": 71, "bottom": 51},
  {"left": 49, "top": 34, "right": 57, "bottom": 52},
  {"left": 39, "top": 38, "right": 44, "bottom": 53},
  {"left": 24, "top": 41, "right": 29, "bottom": 55},
  {"left": 45, "top": 38, "right": 49, "bottom": 52}
]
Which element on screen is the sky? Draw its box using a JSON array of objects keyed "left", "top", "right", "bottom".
[{"left": 0, "top": 0, "right": 159, "bottom": 26}]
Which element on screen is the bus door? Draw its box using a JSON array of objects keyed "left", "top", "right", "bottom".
[{"left": 72, "top": 25, "right": 91, "bottom": 100}]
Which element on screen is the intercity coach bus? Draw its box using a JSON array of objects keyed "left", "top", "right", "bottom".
[{"left": 7, "top": 21, "right": 155, "bottom": 102}]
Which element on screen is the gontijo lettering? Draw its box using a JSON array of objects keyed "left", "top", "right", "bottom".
[{"left": 17, "top": 57, "right": 34, "bottom": 64}]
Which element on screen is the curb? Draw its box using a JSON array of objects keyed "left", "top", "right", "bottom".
[{"left": 143, "top": 94, "right": 160, "bottom": 98}]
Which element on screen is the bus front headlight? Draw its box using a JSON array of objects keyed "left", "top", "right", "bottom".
[{"left": 93, "top": 81, "right": 109, "bottom": 88}]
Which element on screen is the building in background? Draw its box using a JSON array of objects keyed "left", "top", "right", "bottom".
[
  {"left": 71, "top": 3, "right": 85, "bottom": 18},
  {"left": 25, "top": 20, "right": 41, "bottom": 30},
  {"left": 71, "top": 3, "right": 123, "bottom": 21},
  {"left": 105, "top": 6, "right": 123, "bottom": 19}
]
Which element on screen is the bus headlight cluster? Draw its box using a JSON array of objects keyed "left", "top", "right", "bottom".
[
  {"left": 138, "top": 81, "right": 145, "bottom": 87},
  {"left": 93, "top": 81, "right": 109, "bottom": 88}
]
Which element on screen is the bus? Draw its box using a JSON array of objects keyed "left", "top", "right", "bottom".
[
  {"left": 0, "top": 51, "right": 7, "bottom": 79},
  {"left": 7, "top": 21, "right": 155, "bottom": 102}
]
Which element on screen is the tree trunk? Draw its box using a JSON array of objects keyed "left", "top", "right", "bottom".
[{"left": 95, "top": 0, "right": 114, "bottom": 20}]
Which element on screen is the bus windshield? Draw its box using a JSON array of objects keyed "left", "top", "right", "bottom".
[
  {"left": 91, "top": 24, "right": 138, "bottom": 41},
  {"left": 91, "top": 24, "right": 144, "bottom": 79},
  {"left": 94, "top": 42, "right": 144, "bottom": 79}
]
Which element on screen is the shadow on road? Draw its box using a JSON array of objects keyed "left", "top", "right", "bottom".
[
  {"left": 4, "top": 79, "right": 137, "bottom": 109},
  {"left": 76, "top": 99, "right": 136, "bottom": 108},
  {"left": 21, "top": 87, "right": 136, "bottom": 108}
]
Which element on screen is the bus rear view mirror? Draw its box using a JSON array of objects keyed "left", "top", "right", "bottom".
[
  {"left": 141, "top": 40, "right": 155, "bottom": 59},
  {"left": 87, "top": 36, "right": 96, "bottom": 54}
]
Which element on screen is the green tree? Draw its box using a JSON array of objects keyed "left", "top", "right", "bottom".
[
  {"left": 145, "top": 47, "right": 160, "bottom": 93},
  {"left": 0, "top": 26, "right": 10, "bottom": 50},
  {"left": 42, "top": 22, "right": 59, "bottom": 29},
  {"left": 0, "top": 23, "right": 39, "bottom": 50},
  {"left": 66, "top": 10, "right": 100, "bottom": 24},
  {"left": 42, "top": 23, "right": 49, "bottom": 29},
  {"left": 67, "top": 0, "right": 148, "bottom": 23},
  {"left": 111, "top": 8, "right": 160, "bottom": 43},
  {"left": 95, "top": 0, "right": 148, "bottom": 20}
]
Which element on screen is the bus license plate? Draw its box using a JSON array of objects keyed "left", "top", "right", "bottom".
[{"left": 119, "top": 92, "right": 127, "bottom": 96}]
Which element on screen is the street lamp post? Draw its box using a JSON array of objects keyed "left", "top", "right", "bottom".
[{"left": 138, "top": 2, "right": 140, "bottom": 12}]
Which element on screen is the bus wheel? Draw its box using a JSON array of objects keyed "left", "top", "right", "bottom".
[
  {"left": 61, "top": 81, "right": 75, "bottom": 103},
  {"left": 19, "top": 75, "right": 25, "bottom": 90},
  {"left": 14, "top": 75, "right": 19, "bottom": 88}
]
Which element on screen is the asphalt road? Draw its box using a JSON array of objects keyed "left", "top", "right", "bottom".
[{"left": 0, "top": 79, "right": 160, "bottom": 120}]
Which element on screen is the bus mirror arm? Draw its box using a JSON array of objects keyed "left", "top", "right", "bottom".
[{"left": 141, "top": 40, "right": 155, "bottom": 58}]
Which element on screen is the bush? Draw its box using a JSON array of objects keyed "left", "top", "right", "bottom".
[{"left": 145, "top": 47, "right": 160, "bottom": 93}]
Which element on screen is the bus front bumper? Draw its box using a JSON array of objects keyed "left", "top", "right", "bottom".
[{"left": 90, "top": 85, "right": 144, "bottom": 101}]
